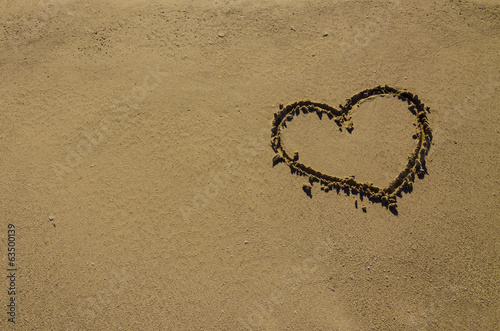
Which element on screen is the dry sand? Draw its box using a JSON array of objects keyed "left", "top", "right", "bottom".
[{"left": 1, "top": 0, "right": 499, "bottom": 329}]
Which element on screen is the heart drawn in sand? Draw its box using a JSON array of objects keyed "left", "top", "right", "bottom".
[{"left": 270, "top": 85, "right": 432, "bottom": 210}]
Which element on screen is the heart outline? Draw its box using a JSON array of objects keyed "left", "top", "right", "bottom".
[{"left": 270, "top": 85, "right": 433, "bottom": 209}]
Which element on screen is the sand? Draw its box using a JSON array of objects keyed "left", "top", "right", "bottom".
[{"left": 1, "top": 0, "right": 499, "bottom": 329}]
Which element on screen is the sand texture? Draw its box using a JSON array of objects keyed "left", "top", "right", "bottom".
[{"left": 1, "top": 0, "right": 499, "bottom": 329}]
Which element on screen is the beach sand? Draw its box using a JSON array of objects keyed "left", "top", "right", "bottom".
[{"left": 1, "top": 0, "right": 499, "bottom": 329}]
